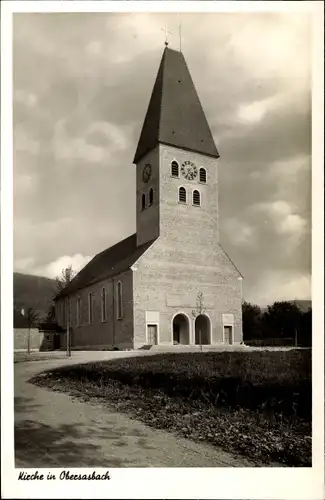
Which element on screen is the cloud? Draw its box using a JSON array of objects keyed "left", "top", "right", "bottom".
[
  {"left": 52, "top": 118, "right": 129, "bottom": 164},
  {"left": 85, "top": 40, "right": 102, "bottom": 57},
  {"left": 14, "top": 257, "right": 35, "bottom": 272},
  {"left": 12, "top": 13, "right": 312, "bottom": 305},
  {"left": 44, "top": 254, "right": 93, "bottom": 279},
  {"left": 223, "top": 218, "right": 257, "bottom": 248},
  {"left": 14, "top": 126, "right": 40, "bottom": 155},
  {"left": 14, "top": 173, "right": 37, "bottom": 195},
  {"left": 251, "top": 200, "right": 308, "bottom": 237},
  {"left": 270, "top": 154, "right": 311, "bottom": 177},
  {"left": 237, "top": 96, "right": 276, "bottom": 124},
  {"left": 15, "top": 89, "right": 38, "bottom": 108},
  {"left": 15, "top": 254, "right": 93, "bottom": 279},
  {"left": 227, "top": 13, "right": 310, "bottom": 88},
  {"left": 245, "top": 270, "right": 311, "bottom": 306},
  {"left": 87, "top": 121, "right": 128, "bottom": 150},
  {"left": 279, "top": 213, "right": 307, "bottom": 235}
]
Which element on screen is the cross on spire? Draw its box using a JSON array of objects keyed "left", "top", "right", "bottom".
[{"left": 161, "top": 25, "right": 172, "bottom": 46}]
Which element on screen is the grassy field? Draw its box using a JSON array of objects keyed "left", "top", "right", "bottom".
[
  {"left": 14, "top": 352, "right": 67, "bottom": 363},
  {"left": 31, "top": 349, "right": 312, "bottom": 466}
]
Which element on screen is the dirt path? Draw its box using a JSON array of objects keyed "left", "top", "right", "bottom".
[{"left": 14, "top": 351, "right": 256, "bottom": 468}]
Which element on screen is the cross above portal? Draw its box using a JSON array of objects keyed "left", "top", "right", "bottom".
[{"left": 161, "top": 25, "right": 172, "bottom": 46}]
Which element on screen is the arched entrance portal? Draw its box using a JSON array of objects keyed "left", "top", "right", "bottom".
[
  {"left": 195, "top": 315, "right": 211, "bottom": 345},
  {"left": 173, "top": 314, "right": 190, "bottom": 345}
]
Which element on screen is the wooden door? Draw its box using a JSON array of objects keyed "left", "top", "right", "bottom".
[
  {"left": 53, "top": 334, "right": 61, "bottom": 350},
  {"left": 147, "top": 324, "right": 158, "bottom": 345},
  {"left": 224, "top": 326, "right": 233, "bottom": 345}
]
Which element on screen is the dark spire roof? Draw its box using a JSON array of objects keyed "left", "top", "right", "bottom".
[{"left": 134, "top": 47, "right": 219, "bottom": 163}]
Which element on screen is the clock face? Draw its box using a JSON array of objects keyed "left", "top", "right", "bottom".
[
  {"left": 142, "top": 163, "right": 152, "bottom": 183},
  {"left": 181, "top": 160, "right": 198, "bottom": 180}
]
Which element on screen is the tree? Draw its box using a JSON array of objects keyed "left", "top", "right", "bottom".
[
  {"left": 46, "top": 304, "right": 56, "bottom": 323},
  {"left": 55, "top": 265, "right": 75, "bottom": 294},
  {"left": 26, "top": 307, "right": 40, "bottom": 354},
  {"left": 242, "top": 301, "right": 262, "bottom": 341},
  {"left": 263, "top": 301, "right": 302, "bottom": 341},
  {"left": 299, "top": 308, "right": 312, "bottom": 347},
  {"left": 54, "top": 265, "right": 75, "bottom": 357},
  {"left": 192, "top": 291, "right": 205, "bottom": 352}
]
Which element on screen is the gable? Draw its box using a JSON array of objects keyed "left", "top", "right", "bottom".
[{"left": 217, "top": 244, "right": 243, "bottom": 279}]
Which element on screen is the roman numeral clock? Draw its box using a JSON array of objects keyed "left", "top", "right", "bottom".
[{"left": 181, "top": 160, "right": 198, "bottom": 180}]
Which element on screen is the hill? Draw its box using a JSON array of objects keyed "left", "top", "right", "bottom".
[{"left": 14, "top": 272, "right": 57, "bottom": 319}]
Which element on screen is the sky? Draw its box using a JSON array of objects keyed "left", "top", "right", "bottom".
[{"left": 13, "top": 11, "right": 312, "bottom": 306}]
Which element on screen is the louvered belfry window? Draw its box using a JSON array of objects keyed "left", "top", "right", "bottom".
[
  {"left": 193, "top": 190, "right": 201, "bottom": 206},
  {"left": 199, "top": 168, "right": 207, "bottom": 183},
  {"left": 171, "top": 161, "right": 179, "bottom": 177},
  {"left": 149, "top": 188, "right": 153, "bottom": 206},
  {"left": 141, "top": 193, "right": 146, "bottom": 210},
  {"left": 179, "top": 187, "right": 187, "bottom": 203}
]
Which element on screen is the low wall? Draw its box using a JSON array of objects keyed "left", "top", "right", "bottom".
[{"left": 14, "top": 328, "right": 43, "bottom": 351}]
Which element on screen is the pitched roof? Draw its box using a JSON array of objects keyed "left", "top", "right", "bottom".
[
  {"left": 134, "top": 47, "right": 219, "bottom": 163},
  {"left": 55, "top": 234, "right": 155, "bottom": 299}
]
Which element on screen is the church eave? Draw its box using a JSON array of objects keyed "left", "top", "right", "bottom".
[
  {"left": 133, "top": 141, "right": 220, "bottom": 165},
  {"left": 159, "top": 141, "right": 220, "bottom": 160}
]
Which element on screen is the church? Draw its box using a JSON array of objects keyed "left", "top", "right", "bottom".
[{"left": 55, "top": 44, "right": 243, "bottom": 350}]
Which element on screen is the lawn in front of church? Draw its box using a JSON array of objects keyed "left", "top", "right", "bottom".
[{"left": 31, "top": 349, "right": 311, "bottom": 467}]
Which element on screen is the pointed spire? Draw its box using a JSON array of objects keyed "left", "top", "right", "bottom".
[{"left": 133, "top": 47, "right": 219, "bottom": 164}]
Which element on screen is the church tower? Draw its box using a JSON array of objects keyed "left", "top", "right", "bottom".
[
  {"left": 54, "top": 44, "right": 242, "bottom": 351},
  {"left": 134, "top": 47, "right": 220, "bottom": 260},
  {"left": 132, "top": 46, "right": 242, "bottom": 347}
]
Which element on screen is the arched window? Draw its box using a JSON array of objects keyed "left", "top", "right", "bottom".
[
  {"left": 76, "top": 297, "right": 82, "bottom": 327},
  {"left": 149, "top": 188, "right": 153, "bottom": 206},
  {"left": 171, "top": 161, "right": 179, "bottom": 177},
  {"left": 62, "top": 300, "right": 66, "bottom": 325},
  {"left": 199, "top": 167, "right": 207, "bottom": 183},
  {"left": 141, "top": 193, "right": 146, "bottom": 211},
  {"left": 101, "top": 287, "right": 107, "bottom": 322},
  {"left": 88, "top": 292, "right": 93, "bottom": 324},
  {"left": 116, "top": 281, "right": 123, "bottom": 319},
  {"left": 178, "top": 186, "right": 187, "bottom": 203},
  {"left": 193, "top": 189, "right": 201, "bottom": 206}
]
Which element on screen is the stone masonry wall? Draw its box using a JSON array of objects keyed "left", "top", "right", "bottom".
[
  {"left": 133, "top": 144, "right": 242, "bottom": 348},
  {"left": 14, "top": 328, "right": 43, "bottom": 351},
  {"left": 55, "top": 269, "right": 134, "bottom": 350},
  {"left": 136, "top": 147, "right": 160, "bottom": 247}
]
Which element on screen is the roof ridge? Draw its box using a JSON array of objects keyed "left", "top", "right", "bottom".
[
  {"left": 182, "top": 54, "right": 219, "bottom": 156},
  {"left": 54, "top": 233, "right": 156, "bottom": 299},
  {"left": 156, "top": 47, "right": 167, "bottom": 142},
  {"left": 95, "top": 233, "right": 135, "bottom": 258}
]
